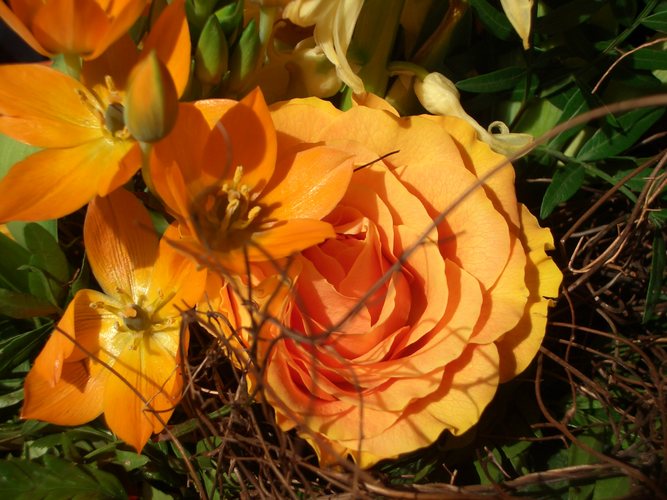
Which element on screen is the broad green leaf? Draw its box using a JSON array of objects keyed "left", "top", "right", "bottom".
[
  {"left": 0, "top": 233, "right": 30, "bottom": 291},
  {"left": 114, "top": 450, "right": 150, "bottom": 472},
  {"left": 643, "top": 229, "right": 665, "bottom": 323},
  {"left": 24, "top": 224, "right": 69, "bottom": 284},
  {"left": 22, "top": 223, "right": 69, "bottom": 305},
  {"left": 0, "top": 289, "right": 59, "bottom": 319},
  {"left": 0, "top": 456, "right": 127, "bottom": 500},
  {"left": 541, "top": 164, "right": 586, "bottom": 218},
  {"left": 7, "top": 220, "right": 58, "bottom": 246},
  {"left": 630, "top": 48, "right": 667, "bottom": 70},
  {"left": 456, "top": 67, "right": 526, "bottom": 93},
  {"left": 577, "top": 107, "right": 665, "bottom": 162},
  {"left": 469, "top": 0, "right": 513, "bottom": 40}
]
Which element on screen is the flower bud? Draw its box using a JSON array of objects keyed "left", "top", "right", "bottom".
[
  {"left": 228, "top": 19, "right": 261, "bottom": 92},
  {"left": 195, "top": 16, "right": 229, "bottom": 85},
  {"left": 214, "top": 0, "right": 244, "bottom": 44},
  {"left": 124, "top": 51, "right": 179, "bottom": 143},
  {"left": 415, "top": 72, "right": 533, "bottom": 157},
  {"left": 500, "top": 0, "right": 533, "bottom": 50}
]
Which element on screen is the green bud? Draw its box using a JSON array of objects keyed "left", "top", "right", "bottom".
[
  {"left": 214, "top": 0, "right": 244, "bottom": 45},
  {"left": 124, "top": 51, "right": 179, "bottom": 143},
  {"left": 186, "top": 0, "right": 218, "bottom": 38},
  {"left": 195, "top": 16, "right": 229, "bottom": 85},
  {"left": 227, "top": 19, "right": 261, "bottom": 92}
]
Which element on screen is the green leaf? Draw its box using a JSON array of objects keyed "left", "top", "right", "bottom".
[
  {"left": 641, "top": 6, "right": 667, "bottom": 32},
  {"left": 7, "top": 221, "right": 58, "bottom": 247},
  {"left": 23, "top": 224, "right": 69, "bottom": 284},
  {"left": 22, "top": 223, "right": 70, "bottom": 305},
  {"left": 592, "top": 475, "right": 631, "bottom": 499},
  {"left": 547, "top": 87, "right": 589, "bottom": 151},
  {"left": 0, "top": 133, "right": 40, "bottom": 180},
  {"left": 456, "top": 67, "right": 527, "bottom": 93},
  {"left": 629, "top": 48, "right": 667, "bottom": 70},
  {"left": 0, "top": 289, "right": 59, "bottom": 319},
  {"left": 114, "top": 450, "right": 150, "bottom": 472},
  {"left": 577, "top": 107, "right": 665, "bottom": 162},
  {"left": 0, "top": 322, "right": 52, "bottom": 376},
  {"left": 541, "top": 164, "right": 586, "bottom": 218},
  {"left": 643, "top": 229, "right": 665, "bottom": 323},
  {"left": 468, "top": 0, "right": 513, "bottom": 40},
  {"left": 0, "top": 456, "right": 127, "bottom": 500},
  {"left": 0, "top": 233, "right": 31, "bottom": 291},
  {"left": 0, "top": 388, "right": 24, "bottom": 409}
]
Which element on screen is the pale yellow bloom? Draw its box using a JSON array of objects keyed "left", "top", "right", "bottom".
[
  {"left": 414, "top": 72, "right": 533, "bottom": 157},
  {"left": 501, "top": 0, "right": 534, "bottom": 50},
  {"left": 283, "top": 0, "right": 365, "bottom": 93}
]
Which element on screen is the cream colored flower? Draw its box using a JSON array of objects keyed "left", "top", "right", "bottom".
[
  {"left": 414, "top": 72, "right": 533, "bottom": 157},
  {"left": 501, "top": 0, "right": 534, "bottom": 50},
  {"left": 283, "top": 0, "right": 365, "bottom": 93}
]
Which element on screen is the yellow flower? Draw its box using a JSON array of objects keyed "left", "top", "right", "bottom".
[
  {"left": 0, "top": 0, "right": 190, "bottom": 223},
  {"left": 22, "top": 188, "right": 206, "bottom": 451},
  {"left": 0, "top": 0, "right": 148, "bottom": 59}
]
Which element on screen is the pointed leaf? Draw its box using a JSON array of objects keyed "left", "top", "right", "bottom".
[{"left": 540, "top": 164, "right": 586, "bottom": 218}]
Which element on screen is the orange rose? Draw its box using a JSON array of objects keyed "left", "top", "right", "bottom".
[{"left": 215, "top": 95, "right": 561, "bottom": 468}]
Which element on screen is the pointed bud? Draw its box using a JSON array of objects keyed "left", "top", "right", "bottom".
[
  {"left": 228, "top": 19, "right": 261, "bottom": 92},
  {"left": 195, "top": 16, "right": 229, "bottom": 85},
  {"left": 214, "top": 1, "right": 244, "bottom": 45},
  {"left": 124, "top": 51, "right": 179, "bottom": 143},
  {"left": 500, "top": 0, "right": 534, "bottom": 50}
]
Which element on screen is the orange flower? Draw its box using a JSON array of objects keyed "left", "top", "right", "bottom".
[
  {"left": 0, "top": 0, "right": 190, "bottom": 223},
  {"left": 0, "top": 0, "right": 147, "bottom": 59},
  {"left": 22, "top": 188, "right": 206, "bottom": 451},
  {"left": 149, "top": 88, "right": 354, "bottom": 271},
  {"left": 218, "top": 96, "right": 562, "bottom": 467}
]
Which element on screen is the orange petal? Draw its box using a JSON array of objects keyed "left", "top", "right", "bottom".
[
  {"left": 0, "top": 64, "right": 101, "bottom": 147},
  {"left": 103, "top": 334, "right": 184, "bottom": 452},
  {"left": 22, "top": 358, "right": 107, "bottom": 426},
  {"left": 249, "top": 219, "right": 336, "bottom": 261},
  {"left": 84, "top": 188, "right": 159, "bottom": 300},
  {"left": 203, "top": 88, "right": 277, "bottom": 191},
  {"left": 82, "top": 34, "right": 139, "bottom": 90},
  {"left": 260, "top": 145, "right": 353, "bottom": 221},
  {"left": 141, "top": 0, "right": 191, "bottom": 96},
  {"left": 150, "top": 103, "right": 211, "bottom": 198},
  {"left": 91, "top": 0, "right": 148, "bottom": 59},
  {"left": 337, "top": 343, "right": 500, "bottom": 468},
  {"left": 31, "top": 0, "right": 110, "bottom": 57},
  {"left": 148, "top": 224, "right": 208, "bottom": 318},
  {"left": 0, "top": 2, "right": 50, "bottom": 56},
  {"left": 0, "top": 138, "right": 137, "bottom": 223},
  {"left": 270, "top": 97, "right": 341, "bottom": 150}
]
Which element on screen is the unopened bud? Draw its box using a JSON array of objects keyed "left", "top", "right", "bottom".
[
  {"left": 415, "top": 72, "right": 533, "bottom": 157},
  {"left": 228, "top": 19, "right": 261, "bottom": 92},
  {"left": 195, "top": 16, "right": 229, "bottom": 85},
  {"left": 124, "top": 51, "right": 179, "bottom": 143}
]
